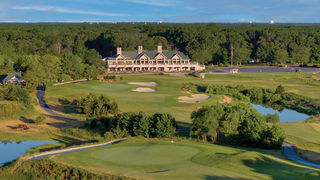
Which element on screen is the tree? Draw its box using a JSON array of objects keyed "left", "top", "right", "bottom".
[
  {"left": 84, "top": 65, "right": 99, "bottom": 80},
  {"left": 190, "top": 101, "right": 285, "bottom": 149},
  {"left": 262, "top": 125, "right": 286, "bottom": 149},
  {"left": 12, "top": 85, "right": 31, "bottom": 105},
  {"left": 190, "top": 104, "right": 224, "bottom": 143},
  {"left": 274, "top": 49, "right": 289, "bottom": 64},
  {"left": 132, "top": 112, "right": 151, "bottom": 138},
  {"left": 76, "top": 93, "right": 118, "bottom": 119},
  {"left": 221, "top": 102, "right": 267, "bottom": 147},
  {"left": 246, "top": 87, "right": 264, "bottom": 99},
  {"left": 264, "top": 113, "right": 280, "bottom": 123},
  {"left": 39, "top": 54, "right": 61, "bottom": 83},
  {"left": 275, "top": 85, "right": 285, "bottom": 94},
  {"left": 60, "top": 53, "right": 84, "bottom": 80},
  {"left": 150, "top": 113, "right": 177, "bottom": 138}
]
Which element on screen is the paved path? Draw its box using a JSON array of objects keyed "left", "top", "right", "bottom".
[
  {"left": 37, "top": 87, "right": 79, "bottom": 119},
  {"left": 27, "top": 139, "right": 122, "bottom": 160},
  {"left": 283, "top": 142, "right": 320, "bottom": 168},
  {"left": 53, "top": 79, "right": 91, "bottom": 86}
]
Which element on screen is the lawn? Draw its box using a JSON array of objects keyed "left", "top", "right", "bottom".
[
  {"left": 46, "top": 76, "right": 223, "bottom": 129},
  {"left": 46, "top": 72, "right": 320, "bottom": 125},
  {"left": 52, "top": 138, "right": 320, "bottom": 180}
]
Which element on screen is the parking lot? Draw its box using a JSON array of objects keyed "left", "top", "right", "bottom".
[{"left": 211, "top": 66, "right": 319, "bottom": 73}]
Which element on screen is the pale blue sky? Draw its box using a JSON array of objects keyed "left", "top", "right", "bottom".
[{"left": 0, "top": 0, "right": 319, "bottom": 22}]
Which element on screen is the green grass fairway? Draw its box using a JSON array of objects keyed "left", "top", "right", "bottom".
[
  {"left": 46, "top": 72, "right": 320, "bottom": 128},
  {"left": 53, "top": 139, "right": 320, "bottom": 180},
  {"left": 279, "top": 122, "right": 320, "bottom": 145},
  {"left": 46, "top": 77, "right": 223, "bottom": 128},
  {"left": 91, "top": 145, "right": 199, "bottom": 165}
]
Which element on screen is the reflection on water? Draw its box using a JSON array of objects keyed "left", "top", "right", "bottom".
[
  {"left": 0, "top": 140, "right": 55, "bottom": 166},
  {"left": 251, "top": 104, "right": 310, "bottom": 122}
]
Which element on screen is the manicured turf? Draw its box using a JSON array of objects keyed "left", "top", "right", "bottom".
[
  {"left": 46, "top": 76, "right": 223, "bottom": 129},
  {"left": 47, "top": 72, "right": 320, "bottom": 125},
  {"left": 279, "top": 122, "right": 320, "bottom": 145},
  {"left": 53, "top": 138, "right": 320, "bottom": 180},
  {"left": 91, "top": 145, "right": 199, "bottom": 165}
]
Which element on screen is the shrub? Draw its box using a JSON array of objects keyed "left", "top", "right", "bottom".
[
  {"left": 120, "top": 76, "right": 123, "bottom": 80},
  {"left": 33, "top": 114, "right": 46, "bottom": 124},
  {"left": 246, "top": 87, "right": 264, "bottom": 99},
  {"left": 5, "top": 159, "right": 132, "bottom": 180},
  {"left": 104, "top": 131, "right": 114, "bottom": 140},
  {"left": 76, "top": 93, "right": 118, "bottom": 119},
  {"left": 235, "top": 84, "right": 246, "bottom": 92},
  {"left": 275, "top": 85, "right": 285, "bottom": 94},
  {"left": 264, "top": 113, "right": 280, "bottom": 123},
  {"left": 90, "top": 120, "right": 97, "bottom": 129},
  {"left": 262, "top": 125, "right": 286, "bottom": 149}
]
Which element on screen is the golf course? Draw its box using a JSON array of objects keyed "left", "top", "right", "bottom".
[
  {"left": 52, "top": 138, "right": 320, "bottom": 180},
  {"left": 2, "top": 70, "right": 320, "bottom": 180}
]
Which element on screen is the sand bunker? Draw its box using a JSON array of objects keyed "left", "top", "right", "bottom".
[
  {"left": 178, "top": 94, "right": 211, "bottom": 103},
  {"left": 132, "top": 88, "right": 156, "bottom": 92},
  {"left": 128, "top": 82, "right": 157, "bottom": 86}
]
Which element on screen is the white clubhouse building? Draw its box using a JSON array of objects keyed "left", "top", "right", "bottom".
[{"left": 105, "top": 43, "right": 205, "bottom": 72}]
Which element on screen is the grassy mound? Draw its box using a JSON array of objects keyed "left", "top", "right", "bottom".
[{"left": 91, "top": 145, "right": 199, "bottom": 165}]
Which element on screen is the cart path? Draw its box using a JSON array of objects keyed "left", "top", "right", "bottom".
[
  {"left": 37, "top": 87, "right": 79, "bottom": 119},
  {"left": 283, "top": 141, "right": 320, "bottom": 168},
  {"left": 27, "top": 139, "right": 123, "bottom": 160}
]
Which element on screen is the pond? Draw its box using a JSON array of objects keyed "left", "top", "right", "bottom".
[
  {"left": 0, "top": 140, "right": 55, "bottom": 167},
  {"left": 251, "top": 104, "right": 310, "bottom": 122}
]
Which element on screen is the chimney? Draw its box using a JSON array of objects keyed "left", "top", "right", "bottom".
[
  {"left": 138, "top": 46, "right": 143, "bottom": 54},
  {"left": 117, "top": 47, "right": 122, "bottom": 55},
  {"left": 157, "top": 42, "right": 162, "bottom": 53}
]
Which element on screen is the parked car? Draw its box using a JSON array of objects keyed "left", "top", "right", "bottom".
[{"left": 296, "top": 69, "right": 301, "bottom": 72}]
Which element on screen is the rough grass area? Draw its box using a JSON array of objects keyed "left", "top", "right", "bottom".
[
  {"left": 0, "top": 101, "right": 12, "bottom": 104},
  {"left": 0, "top": 158, "right": 134, "bottom": 180},
  {"left": 53, "top": 138, "right": 320, "bottom": 180}
]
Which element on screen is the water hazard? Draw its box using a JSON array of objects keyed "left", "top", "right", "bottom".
[
  {"left": 251, "top": 104, "right": 310, "bottom": 122},
  {"left": 0, "top": 140, "right": 55, "bottom": 167}
]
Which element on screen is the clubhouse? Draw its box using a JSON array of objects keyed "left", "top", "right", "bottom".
[{"left": 105, "top": 43, "right": 205, "bottom": 72}]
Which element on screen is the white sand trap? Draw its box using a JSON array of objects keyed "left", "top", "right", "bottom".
[
  {"left": 128, "top": 82, "right": 157, "bottom": 86},
  {"left": 132, "top": 88, "right": 156, "bottom": 92},
  {"left": 178, "top": 94, "right": 211, "bottom": 103}
]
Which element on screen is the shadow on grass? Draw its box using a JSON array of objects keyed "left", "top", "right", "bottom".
[
  {"left": 147, "top": 169, "right": 170, "bottom": 173},
  {"left": 50, "top": 134, "right": 95, "bottom": 146},
  {"left": 241, "top": 153, "right": 320, "bottom": 179},
  {"left": 202, "top": 175, "right": 251, "bottom": 180},
  {"left": 49, "top": 104, "right": 79, "bottom": 116},
  {"left": 19, "top": 117, "right": 33, "bottom": 123},
  {"left": 177, "top": 121, "right": 191, "bottom": 130}
]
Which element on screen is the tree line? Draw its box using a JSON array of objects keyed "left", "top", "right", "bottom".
[{"left": 1, "top": 23, "right": 320, "bottom": 71}]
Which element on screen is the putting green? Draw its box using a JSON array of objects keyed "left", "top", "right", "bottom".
[{"left": 90, "top": 145, "right": 199, "bottom": 165}]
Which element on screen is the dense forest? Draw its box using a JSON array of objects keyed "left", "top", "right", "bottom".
[{"left": 1, "top": 23, "right": 320, "bottom": 86}]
